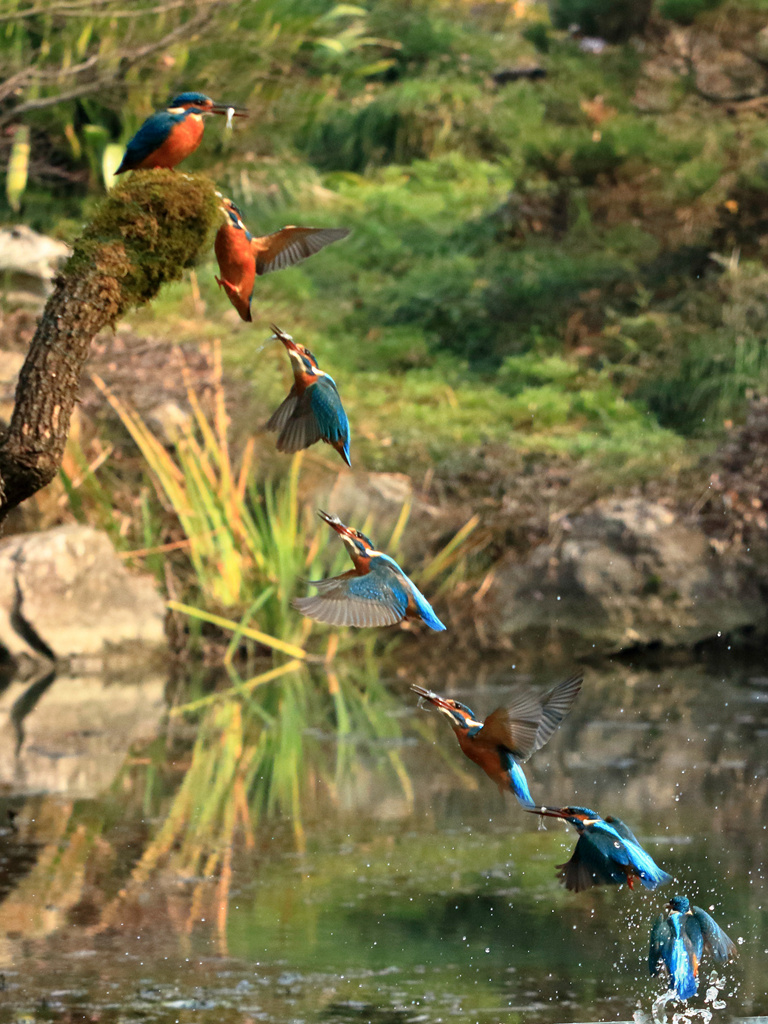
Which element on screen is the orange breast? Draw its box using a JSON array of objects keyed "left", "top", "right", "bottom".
[
  {"left": 137, "top": 115, "right": 205, "bottom": 169},
  {"left": 292, "top": 369, "right": 317, "bottom": 395},
  {"left": 215, "top": 223, "right": 256, "bottom": 293},
  {"left": 455, "top": 732, "right": 505, "bottom": 786}
]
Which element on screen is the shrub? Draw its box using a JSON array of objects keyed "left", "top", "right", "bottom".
[
  {"left": 548, "top": 0, "right": 652, "bottom": 40},
  {"left": 658, "top": 0, "right": 724, "bottom": 24}
]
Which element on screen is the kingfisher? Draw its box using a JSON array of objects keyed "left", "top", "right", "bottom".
[
  {"left": 115, "top": 92, "right": 248, "bottom": 173},
  {"left": 650, "top": 896, "right": 737, "bottom": 1000},
  {"left": 293, "top": 511, "right": 446, "bottom": 630},
  {"left": 527, "top": 805, "right": 673, "bottom": 892},
  {"left": 266, "top": 325, "right": 350, "bottom": 466},
  {"left": 214, "top": 197, "right": 349, "bottom": 322},
  {"left": 411, "top": 675, "right": 582, "bottom": 808}
]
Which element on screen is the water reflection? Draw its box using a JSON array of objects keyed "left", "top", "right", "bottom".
[
  {"left": 0, "top": 669, "right": 165, "bottom": 796},
  {"left": 0, "top": 659, "right": 765, "bottom": 1024}
]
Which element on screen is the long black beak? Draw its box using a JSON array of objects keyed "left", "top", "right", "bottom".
[
  {"left": 317, "top": 509, "right": 345, "bottom": 530},
  {"left": 270, "top": 323, "right": 291, "bottom": 342},
  {"left": 523, "top": 806, "right": 568, "bottom": 820},
  {"left": 210, "top": 103, "right": 249, "bottom": 117},
  {"left": 410, "top": 684, "right": 432, "bottom": 698}
]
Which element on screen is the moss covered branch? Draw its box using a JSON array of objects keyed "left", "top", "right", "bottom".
[{"left": 0, "top": 169, "right": 220, "bottom": 523}]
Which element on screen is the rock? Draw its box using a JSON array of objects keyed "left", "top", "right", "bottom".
[
  {"left": 0, "top": 525, "right": 166, "bottom": 663},
  {"left": 550, "top": 0, "right": 652, "bottom": 42},
  {"left": 311, "top": 471, "right": 450, "bottom": 560},
  {"left": 754, "top": 25, "right": 768, "bottom": 65},
  {"left": 689, "top": 32, "right": 767, "bottom": 101},
  {"left": 488, "top": 498, "right": 766, "bottom": 655},
  {"left": 146, "top": 398, "right": 194, "bottom": 444},
  {"left": 0, "top": 225, "right": 70, "bottom": 298}
]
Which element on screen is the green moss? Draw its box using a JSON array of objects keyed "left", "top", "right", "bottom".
[{"left": 64, "top": 170, "right": 220, "bottom": 315}]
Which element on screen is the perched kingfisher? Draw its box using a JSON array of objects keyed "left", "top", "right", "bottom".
[
  {"left": 527, "top": 805, "right": 673, "bottom": 892},
  {"left": 115, "top": 92, "right": 248, "bottom": 173},
  {"left": 293, "top": 511, "right": 446, "bottom": 630},
  {"left": 214, "top": 197, "right": 349, "bottom": 322},
  {"left": 650, "top": 896, "right": 737, "bottom": 1000},
  {"left": 266, "top": 325, "right": 351, "bottom": 466},
  {"left": 411, "top": 675, "right": 583, "bottom": 808}
]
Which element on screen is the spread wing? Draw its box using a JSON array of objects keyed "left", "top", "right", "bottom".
[
  {"left": 270, "top": 389, "right": 322, "bottom": 454},
  {"left": 266, "top": 381, "right": 350, "bottom": 461},
  {"left": 532, "top": 674, "right": 583, "bottom": 753},
  {"left": 692, "top": 907, "right": 738, "bottom": 962},
  {"left": 556, "top": 830, "right": 628, "bottom": 892},
  {"left": 265, "top": 386, "right": 299, "bottom": 435},
  {"left": 604, "top": 815, "right": 642, "bottom": 846},
  {"left": 293, "top": 566, "right": 409, "bottom": 628},
  {"left": 253, "top": 227, "right": 350, "bottom": 275},
  {"left": 649, "top": 914, "right": 673, "bottom": 977},
  {"left": 480, "top": 687, "right": 544, "bottom": 760}
]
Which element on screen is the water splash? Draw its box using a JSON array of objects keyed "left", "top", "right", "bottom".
[{"left": 636, "top": 970, "right": 729, "bottom": 1024}]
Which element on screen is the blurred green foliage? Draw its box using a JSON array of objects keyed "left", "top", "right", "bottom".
[
  {"left": 657, "top": 0, "right": 725, "bottom": 23},
  {"left": 8, "top": 0, "right": 768, "bottom": 493}
]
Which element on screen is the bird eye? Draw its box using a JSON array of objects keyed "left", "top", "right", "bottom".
[{"left": 614, "top": 842, "right": 621, "bottom": 848}]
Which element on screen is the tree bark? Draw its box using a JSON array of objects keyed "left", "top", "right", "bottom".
[{"left": 0, "top": 169, "right": 219, "bottom": 524}]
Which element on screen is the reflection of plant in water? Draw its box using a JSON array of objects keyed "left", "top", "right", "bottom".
[{"left": 100, "top": 658, "right": 412, "bottom": 949}]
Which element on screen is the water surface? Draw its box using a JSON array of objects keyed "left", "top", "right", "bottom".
[{"left": 0, "top": 659, "right": 765, "bottom": 1024}]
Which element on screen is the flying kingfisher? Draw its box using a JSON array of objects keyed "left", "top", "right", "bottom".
[
  {"left": 115, "top": 92, "right": 247, "bottom": 173},
  {"left": 293, "top": 511, "right": 446, "bottom": 630},
  {"left": 527, "top": 805, "right": 673, "bottom": 892},
  {"left": 650, "top": 896, "right": 737, "bottom": 1000},
  {"left": 411, "top": 675, "right": 582, "bottom": 808},
  {"left": 214, "top": 197, "right": 349, "bottom": 322},
  {"left": 266, "top": 325, "right": 350, "bottom": 466}
]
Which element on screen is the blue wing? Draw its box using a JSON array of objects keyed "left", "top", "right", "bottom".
[
  {"left": 691, "top": 906, "right": 738, "bottom": 963},
  {"left": 663, "top": 914, "right": 702, "bottom": 1000},
  {"left": 293, "top": 567, "right": 409, "bottom": 628},
  {"left": 605, "top": 816, "right": 673, "bottom": 890},
  {"left": 117, "top": 111, "right": 181, "bottom": 173},
  {"left": 372, "top": 553, "right": 445, "bottom": 631},
  {"left": 268, "top": 378, "right": 351, "bottom": 465},
  {"left": 557, "top": 830, "right": 629, "bottom": 891},
  {"left": 309, "top": 377, "right": 351, "bottom": 464},
  {"left": 649, "top": 914, "right": 673, "bottom": 977},
  {"left": 622, "top": 839, "right": 672, "bottom": 890}
]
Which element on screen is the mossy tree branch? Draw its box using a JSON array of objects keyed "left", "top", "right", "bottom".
[{"left": 0, "top": 169, "right": 220, "bottom": 524}]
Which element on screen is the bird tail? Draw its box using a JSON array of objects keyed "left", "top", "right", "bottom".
[
  {"left": 670, "top": 940, "right": 698, "bottom": 1000},
  {"left": 627, "top": 843, "right": 673, "bottom": 891},
  {"left": 405, "top": 579, "right": 445, "bottom": 631},
  {"left": 505, "top": 758, "right": 535, "bottom": 808}
]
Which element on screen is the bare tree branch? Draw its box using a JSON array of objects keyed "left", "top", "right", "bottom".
[
  {"left": 0, "top": 170, "right": 220, "bottom": 524},
  {"left": 1, "top": 82, "right": 111, "bottom": 120},
  {"left": 0, "top": 5, "right": 223, "bottom": 128}
]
